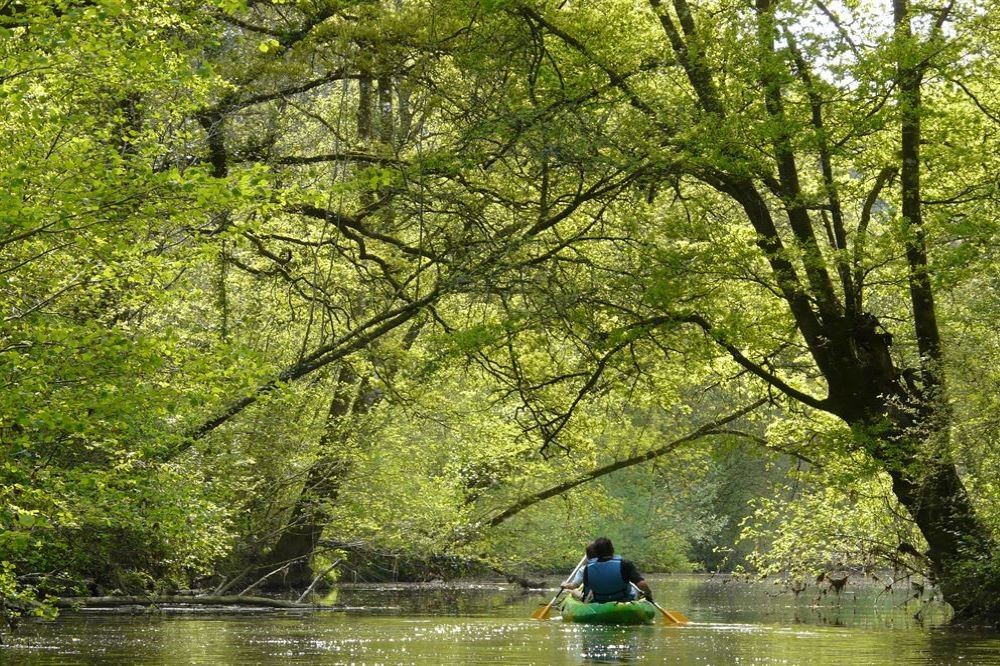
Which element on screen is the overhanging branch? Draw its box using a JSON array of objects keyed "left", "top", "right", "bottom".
[
  {"left": 167, "top": 287, "right": 441, "bottom": 459},
  {"left": 486, "top": 398, "right": 766, "bottom": 527},
  {"left": 678, "top": 313, "right": 828, "bottom": 411}
]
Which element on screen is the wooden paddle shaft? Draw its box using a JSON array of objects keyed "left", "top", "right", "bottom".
[{"left": 532, "top": 555, "right": 588, "bottom": 619}]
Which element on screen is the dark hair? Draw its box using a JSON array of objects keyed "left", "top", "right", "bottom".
[
  {"left": 585, "top": 542, "right": 597, "bottom": 559},
  {"left": 592, "top": 537, "right": 614, "bottom": 558}
]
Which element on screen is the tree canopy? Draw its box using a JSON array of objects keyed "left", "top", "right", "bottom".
[{"left": 3, "top": 0, "right": 1000, "bottom": 628}]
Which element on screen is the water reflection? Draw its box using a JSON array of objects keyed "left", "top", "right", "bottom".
[
  {"left": 321, "top": 582, "right": 529, "bottom": 616},
  {"left": 677, "top": 574, "right": 944, "bottom": 630},
  {"left": 4, "top": 575, "right": 1000, "bottom": 665},
  {"left": 574, "top": 625, "right": 642, "bottom": 664}
]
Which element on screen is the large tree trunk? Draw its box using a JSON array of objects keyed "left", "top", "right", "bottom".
[
  {"left": 258, "top": 68, "right": 391, "bottom": 591},
  {"left": 831, "top": 325, "right": 999, "bottom": 622},
  {"left": 886, "top": 462, "right": 996, "bottom": 618},
  {"left": 870, "top": 429, "right": 998, "bottom": 622},
  {"left": 259, "top": 365, "right": 369, "bottom": 590}
]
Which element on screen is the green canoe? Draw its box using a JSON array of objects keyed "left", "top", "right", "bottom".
[{"left": 558, "top": 597, "right": 657, "bottom": 625}]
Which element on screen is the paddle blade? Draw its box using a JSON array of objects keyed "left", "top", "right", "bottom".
[
  {"left": 648, "top": 600, "right": 688, "bottom": 625},
  {"left": 665, "top": 609, "right": 689, "bottom": 624},
  {"left": 656, "top": 607, "right": 688, "bottom": 625},
  {"left": 531, "top": 602, "right": 554, "bottom": 620}
]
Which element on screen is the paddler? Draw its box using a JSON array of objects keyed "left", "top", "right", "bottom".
[
  {"left": 580, "top": 536, "right": 654, "bottom": 604},
  {"left": 560, "top": 542, "right": 598, "bottom": 599}
]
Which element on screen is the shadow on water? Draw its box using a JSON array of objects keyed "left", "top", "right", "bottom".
[{"left": 321, "top": 581, "right": 529, "bottom": 616}]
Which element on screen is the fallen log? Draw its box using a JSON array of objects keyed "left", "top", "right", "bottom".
[{"left": 52, "top": 595, "right": 326, "bottom": 609}]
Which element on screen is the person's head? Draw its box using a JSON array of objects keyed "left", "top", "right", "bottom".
[
  {"left": 592, "top": 537, "right": 614, "bottom": 558},
  {"left": 585, "top": 541, "right": 597, "bottom": 559}
]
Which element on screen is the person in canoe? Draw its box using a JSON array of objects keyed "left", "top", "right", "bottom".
[
  {"left": 560, "top": 542, "right": 598, "bottom": 598},
  {"left": 579, "top": 536, "right": 654, "bottom": 604}
]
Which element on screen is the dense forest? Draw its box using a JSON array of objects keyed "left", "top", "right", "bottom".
[{"left": 3, "top": 0, "right": 1000, "bottom": 628}]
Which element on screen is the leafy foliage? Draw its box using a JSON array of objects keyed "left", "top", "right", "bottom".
[{"left": 4, "top": 0, "right": 1000, "bottom": 630}]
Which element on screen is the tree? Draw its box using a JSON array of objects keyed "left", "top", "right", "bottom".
[
  {"left": 0, "top": 0, "right": 252, "bottom": 611},
  {"left": 463, "top": 0, "right": 1000, "bottom": 620},
  {"left": 6, "top": 0, "right": 1000, "bottom": 627}
]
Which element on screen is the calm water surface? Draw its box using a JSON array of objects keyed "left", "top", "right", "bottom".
[{"left": 4, "top": 575, "right": 1000, "bottom": 665}]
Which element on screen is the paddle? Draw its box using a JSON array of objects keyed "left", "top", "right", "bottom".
[
  {"left": 531, "top": 555, "right": 588, "bottom": 620},
  {"left": 630, "top": 581, "right": 689, "bottom": 625}
]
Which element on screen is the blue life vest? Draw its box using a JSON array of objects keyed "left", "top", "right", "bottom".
[{"left": 583, "top": 556, "right": 631, "bottom": 603}]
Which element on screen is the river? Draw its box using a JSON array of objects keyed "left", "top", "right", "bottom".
[{"left": 4, "top": 575, "right": 999, "bottom": 664}]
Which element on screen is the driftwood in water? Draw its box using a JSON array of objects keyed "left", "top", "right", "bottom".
[
  {"left": 483, "top": 564, "right": 544, "bottom": 589},
  {"left": 297, "top": 559, "right": 342, "bottom": 603}
]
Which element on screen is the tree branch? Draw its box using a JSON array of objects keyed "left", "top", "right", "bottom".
[
  {"left": 853, "top": 166, "right": 898, "bottom": 311},
  {"left": 486, "top": 399, "right": 767, "bottom": 527},
  {"left": 647, "top": 0, "right": 724, "bottom": 115},
  {"left": 784, "top": 27, "right": 855, "bottom": 317},
  {"left": 673, "top": 313, "right": 828, "bottom": 411},
  {"left": 755, "top": 0, "right": 841, "bottom": 325},
  {"left": 169, "top": 287, "right": 441, "bottom": 457}
]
